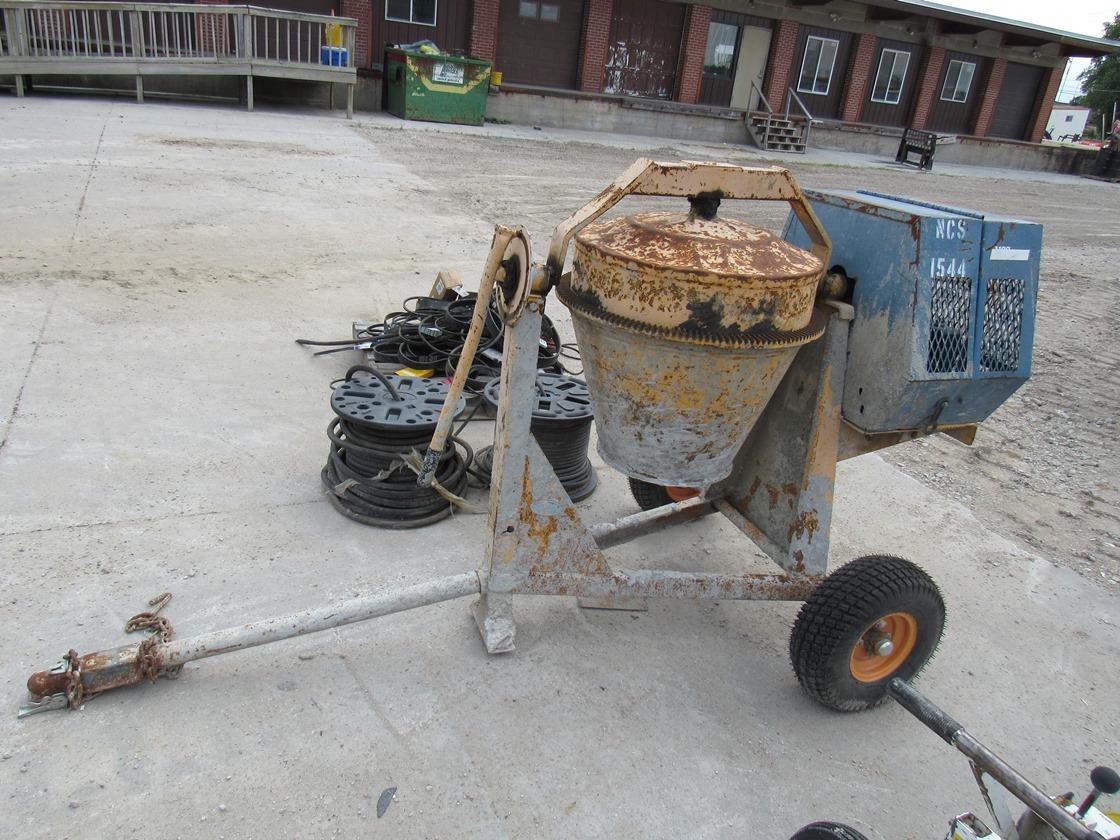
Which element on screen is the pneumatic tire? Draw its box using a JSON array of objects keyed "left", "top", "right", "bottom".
[
  {"left": 628, "top": 478, "right": 700, "bottom": 511},
  {"left": 790, "top": 822, "right": 871, "bottom": 840},
  {"left": 628, "top": 478, "right": 672, "bottom": 511},
  {"left": 789, "top": 555, "right": 945, "bottom": 712}
]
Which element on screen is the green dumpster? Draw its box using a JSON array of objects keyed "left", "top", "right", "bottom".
[{"left": 385, "top": 50, "right": 491, "bottom": 126}]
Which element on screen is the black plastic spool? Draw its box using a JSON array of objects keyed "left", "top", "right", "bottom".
[
  {"left": 323, "top": 372, "right": 471, "bottom": 528},
  {"left": 481, "top": 373, "right": 598, "bottom": 502}
]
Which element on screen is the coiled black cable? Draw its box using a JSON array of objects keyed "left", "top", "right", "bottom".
[
  {"left": 297, "top": 293, "right": 577, "bottom": 392},
  {"left": 322, "top": 371, "right": 471, "bottom": 528},
  {"left": 478, "top": 374, "right": 597, "bottom": 502}
]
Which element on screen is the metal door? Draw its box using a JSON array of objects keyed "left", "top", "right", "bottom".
[
  {"left": 698, "top": 10, "right": 753, "bottom": 107},
  {"left": 730, "top": 24, "right": 772, "bottom": 111},
  {"left": 989, "top": 62, "right": 1044, "bottom": 140},
  {"left": 497, "top": 0, "right": 584, "bottom": 88},
  {"left": 603, "top": 0, "right": 685, "bottom": 99}
]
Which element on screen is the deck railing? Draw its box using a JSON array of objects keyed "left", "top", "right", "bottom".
[{"left": 0, "top": 1, "right": 357, "bottom": 115}]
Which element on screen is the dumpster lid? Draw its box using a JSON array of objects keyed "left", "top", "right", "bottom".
[{"left": 387, "top": 49, "right": 491, "bottom": 66}]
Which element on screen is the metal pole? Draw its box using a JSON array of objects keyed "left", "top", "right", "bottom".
[
  {"left": 162, "top": 571, "right": 481, "bottom": 666},
  {"left": 21, "top": 572, "right": 481, "bottom": 716},
  {"left": 888, "top": 679, "right": 1103, "bottom": 840}
]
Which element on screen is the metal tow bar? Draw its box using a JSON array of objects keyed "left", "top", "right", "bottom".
[
  {"left": 888, "top": 678, "right": 1107, "bottom": 840},
  {"left": 19, "top": 571, "right": 482, "bottom": 718}
]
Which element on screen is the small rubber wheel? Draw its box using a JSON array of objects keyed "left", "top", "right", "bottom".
[
  {"left": 628, "top": 478, "right": 699, "bottom": 511},
  {"left": 789, "top": 555, "right": 945, "bottom": 712},
  {"left": 790, "top": 822, "right": 871, "bottom": 840}
]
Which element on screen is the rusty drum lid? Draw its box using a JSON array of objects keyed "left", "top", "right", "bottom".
[{"left": 574, "top": 211, "right": 823, "bottom": 281}]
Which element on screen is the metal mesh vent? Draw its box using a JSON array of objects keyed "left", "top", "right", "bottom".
[
  {"left": 926, "top": 274, "right": 972, "bottom": 374},
  {"left": 979, "top": 277, "right": 1025, "bottom": 372}
]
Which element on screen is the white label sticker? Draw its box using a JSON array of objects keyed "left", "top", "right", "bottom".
[
  {"left": 431, "top": 62, "right": 465, "bottom": 85},
  {"left": 990, "top": 246, "right": 1030, "bottom": 261}
]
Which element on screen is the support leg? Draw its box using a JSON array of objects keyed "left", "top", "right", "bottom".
[
  {"left": 346, "top": 83, "right": 354, "bottom": 119},
  {"left": 15, "top": 75, "right": 25, "bottom": 97},
  {"left": 472, "top": 593, "right": 515, "bottom": 654},
  {"left": 329, "top": 82, "right": 335, "bottom": 112},
  {"left": 135, "top": 75, "right": 144, "bottom": 104},
  {"left": 246, "top": 76, "right": 254, "bottom": 112}
]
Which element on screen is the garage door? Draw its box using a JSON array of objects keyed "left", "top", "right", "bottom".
[
  {"left": 603, "top": 0, "right": 685, "bottom": 99},
  {"left": 497, "top": 0, "right": 584, "bottom": 89},
  {"left": 989, "top": 62, "right": 1044, "bottom": 140}
]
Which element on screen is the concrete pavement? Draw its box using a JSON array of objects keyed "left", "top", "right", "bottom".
[{"left": 1, "top": 95, "right": 1116, "bottom": 840}]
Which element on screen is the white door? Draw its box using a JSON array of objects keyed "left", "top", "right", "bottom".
[{"left": 730, "top": 26, "right": 772, "bottom": 111}]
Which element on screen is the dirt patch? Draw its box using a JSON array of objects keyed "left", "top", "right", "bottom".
[
  {"left": 152, "top": 137, "right": 337, "bottom": 156},
  {"left": 356, "top": 124, "right": 1120, "bottom": 593}
]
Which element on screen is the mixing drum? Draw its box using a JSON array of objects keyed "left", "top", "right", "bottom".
[{"left": 558, "top": 182, "right": 829, "bottom": 486}]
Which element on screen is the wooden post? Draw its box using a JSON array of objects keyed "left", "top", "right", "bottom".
[
  {"left": 6, "top": 7, "right": 27, "bottom": 97},
  {"left": 129, "top": 10, "right": 143, "bottom": 103},
  {"left": 329, "top": 81, "right": 335, "bottom": 110},
  {"left": 346, "top": 83, "right": 353, "bottom": 119},
  {"left": 242, "top": 9, "right": 254, "bottom": 112}
]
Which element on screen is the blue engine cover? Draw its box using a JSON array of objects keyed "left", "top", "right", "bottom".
[{"left": 783, "top": 190, "right": 1041, "bottom": 433}]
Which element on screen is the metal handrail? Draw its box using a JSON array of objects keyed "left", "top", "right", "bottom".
[
  {"left": 0, "top": 1, "right": 356, "bottom": 68},
  {"left": 785, "top": 87, "right": 814, "bottom": 147},
  {"left": 749, "top": 78, "right": 772, "bottom": 115}
]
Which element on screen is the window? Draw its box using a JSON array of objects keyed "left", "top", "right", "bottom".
[
  {"left": 870, "top": 48, "right": 910, "bottom": 105},
  {"left": 703, "top": 21, "right": 738, "bottom": 78},
  {"left": 519, "top": 1, "right": 560, "bottom": 21},
  {"left": 386, "top": 0, "right": 436, "bottom": 26},
  {"left": 940, "top": 59, "right": 976, "bottom": 103},
  {"left": 1065, "top": 114, "right": 1074, "bottom": 122},
  {"left": 797, "top": 36, "right": 839, "bottom": 96}
]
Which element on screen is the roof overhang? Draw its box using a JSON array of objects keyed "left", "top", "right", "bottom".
[{"left": 866, "top": 0, "right": 1120, "bottom": 57}]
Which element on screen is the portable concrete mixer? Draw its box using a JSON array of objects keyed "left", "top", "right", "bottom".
[{"left": 19, "top": 159, "right": 1041, "bottom": 718}]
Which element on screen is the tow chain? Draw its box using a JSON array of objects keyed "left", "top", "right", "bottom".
[
  {"left": 125, "top": 592, "right": 182, "bottom": 683},
  {"left": 62, "top": 591, "right": 180, "bottom": 710}
]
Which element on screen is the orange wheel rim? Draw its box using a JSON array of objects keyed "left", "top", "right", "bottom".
[
  {"left": 849, "top": 612, "right": 919, "bottom": 683},
  {"left": 665, "top": 486, "right": 699, "bottom": 502}
]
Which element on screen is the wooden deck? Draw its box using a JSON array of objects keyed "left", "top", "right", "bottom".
[{"left": 0, "top": 1, "right": 357, "bottom": 116}]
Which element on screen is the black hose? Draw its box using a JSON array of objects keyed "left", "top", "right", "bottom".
[
  {"left": 297, "top": 294, "right": 581, "bottom": 391},
  {"left": 343, "top": 364, "right": 402, "bottom": 401}
]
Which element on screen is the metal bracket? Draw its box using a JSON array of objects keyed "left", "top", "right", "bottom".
[{"left": 18, "top": 692, "right": 69, "bottom": 719}]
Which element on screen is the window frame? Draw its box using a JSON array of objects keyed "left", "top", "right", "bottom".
[
  {"left": 869, "top": 47, "right": 910, "bottom": 105},
  {"left": 939, "top": 59, "right": 976, "bottom": 104},
  {"left": 796, "top": 35, "right": 840, "bottom": 97},
  {"left": 385, "top": 0, "right": 437, "bottom": 27},
  {"left": 518, "top": 1, "right": 560, "bottom": 21},
  {"left": 702, "top": 20, "right": 740, "bottom": 79}
]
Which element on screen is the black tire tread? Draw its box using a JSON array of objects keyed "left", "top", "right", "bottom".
[
  {"left": 628, "top": 477, "right": 672, "bottom": 511},
  {"left": 790, "top": 554, "right": 945, "bottom": 712},
  {"left": 790, "top": 821, "right": 871, "bottom": 840}
]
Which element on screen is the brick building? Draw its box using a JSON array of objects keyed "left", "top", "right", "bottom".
[{"left": 323, "top": 0, "right": 1117, "bottom": 142}]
